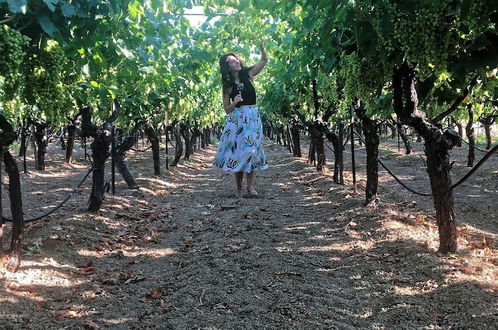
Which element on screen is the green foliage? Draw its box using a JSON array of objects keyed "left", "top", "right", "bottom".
[{"left": 2, "top": 0, "right": 497, "bottom": 132}]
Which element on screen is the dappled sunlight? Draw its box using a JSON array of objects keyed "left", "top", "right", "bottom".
[
  {"left": 76, "top": 248, "right": 105, "bottom": 258},
  {"left": 1, "top": 258, "right": 84, "bottom": 290},
  {"left": 138, "top": 186, "right": 170, "bottom": 196},
  {"left": 121, "top": 247, "right": 176, "bottom": 258},
  {"left": 106, "top": 197, "right": 133, "bottom": 210},
  {"left": 141, "top": 176, "right": 179, "bottom": 187},
  {"left": 2, "top": 132, "right": 495, "bottom": 329},
  {"left": 392, "top": 280, "right": 442, "bottom": 297},
  {"left": 284, "top": 225, "right": 309, "bottom": 231},
  {"left": 76, "top": 246, "right": 176, "bottom": 259},
  {"left": 98, "top": 317, "right": 136, "bottom": 326},
  {"left": 302, "top": 199, "right": 336, "bottom": 207},
  {"left": 0, "top": 296, "right": 19, "bottom": 304}
]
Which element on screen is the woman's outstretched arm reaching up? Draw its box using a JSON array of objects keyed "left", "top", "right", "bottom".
[{"left": 249, "top": 41, "right": 268, "bottom": 78}]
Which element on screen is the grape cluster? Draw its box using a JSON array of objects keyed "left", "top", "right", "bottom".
[
  {"left": 317, "top": 70, "right": 338, "bottom": 106},
  {"left": 373, "top": 2, "right": 452, "bottom": 79},
  {"left": 372, "top": 1, "right": 397, "bottom": 53},
  {"left": 339, "top": 53, "right": 360, "bottom": 102},
  {"left": 23, "top": 40, "right": 70, "bottom": 121},
  {"left": 340, "top": 52, "right": 385, "bottom": 107},
  {"left": 461, "top": 0, "right": 487, "bottom": 33},
  {"left": 0, "top": 25, "right": 30, "bottom": 98}
]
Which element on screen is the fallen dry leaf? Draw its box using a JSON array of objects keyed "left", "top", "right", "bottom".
[
  {"left": 147, "top": 288, "right": 165, "bottom": 299},
  {"left": 77, "top": 267, "right": 96, "bottom": 275},
  {"left": 82, "top": 320, "right": 100, "bottom": 329},
  {"left": 7, "top": 284, "right": 41, "bottom": 295}
]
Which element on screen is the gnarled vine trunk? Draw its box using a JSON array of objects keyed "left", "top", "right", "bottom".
[
  {"left": 58, "top": 129, "right": 66, "bottom": 150},
  {"left": 145, "top": 125, "right": 161, "bottom": 176},
  {"left": 451, "top": 117, "right": 463, "bottom": 147},
  {"left": 396, "top": 122, "right": 412, "bottom": 154},
  {"left": 0, "top": 114, "right": 24, "bottom": 272},
  {"left": 88, "top": 132, "right": 111, "bottom": 212},
  {"left": 181, "top": 123, "right": 192, "bottom": 160},
  {"left": 18, "top": 121, "right": 28, "bottom": 157},
  {"left": 82, "top": 101, "right": 119, "bottom": 212},
  {"left": 286, "top": 125, "right": 292, "bottom": 153},
  {"left": 171, "top": 124, "right": 183, "bottom": 167},
  {"left": 31, "top": 120, "right": 49, "bottom": 170},
  {"left": 314, "top": 125, "right": 326, "bottom": 172},
  {"left": 201, "top": 128, "right": 207, "bottom": 149},
  {"left": 393, "top": 62, "right": 462, "bottom": 253},
  {"left": 116, "top": 130, "right": 139, "bottom": 189},
  {"left": 66, "top": 124, "right": 76, "bottom": 163},
  {"left": 326, "top": 124, "right": 344, "bottom": 185},
  {"left": 479, "top": 112, "right": 497, "bottom": 150},
  {"left": 484, "top": 124, "right": 492, "bottom": 149},
  {"left": 466, "top": 104, "right": 475, "bottom": 167},
  {"left": 190, "top": 126, "right": 202, "bottom": 154},
  {"left": 290, "top": 123, "right": 301, "bottom": 157},
  {"left": 355, "top": 102, "right": 379, "bottom": 205}
]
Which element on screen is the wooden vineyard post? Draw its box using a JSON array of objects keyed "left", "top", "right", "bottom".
[
  {"left": 397, "top": 121, "right": 401, "bottom": 152},
  {"left": 350, "top": 105, "right": 356, "bottom": 193},
  {"left": 338, "top": 120, "right": 344, "bottom": 185},
  {"left": 111, "top": 125, "right": 116, "bottom": 195},
  {"left": 23, "top": 142, "right": 27, "bottom": 173},
  {"left": 83, "top": 137, "right": 88, "bottom": 161},
  {"left": 165, "top": 108, "right": 169, "bottom": 171},
  {"left": 0, "top": 149, "right": 3, "bottom": 260}
]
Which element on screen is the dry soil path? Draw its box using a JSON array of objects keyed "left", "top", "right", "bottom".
[{"left": 0, "top": 141, "right": 496, "bottom": 329}]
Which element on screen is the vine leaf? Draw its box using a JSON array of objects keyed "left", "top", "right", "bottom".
[
  {"left": 6, "top": 0, "right": 27, "bottom": 13},
  {"left": 43, "top": 0, "right": 58, "bottom": 12},
  {"left": 61, "top": 3, "right": 77, "bottom": 17},
  {"left": 37, "top": 14, "right": 59, "bottom": 36}
]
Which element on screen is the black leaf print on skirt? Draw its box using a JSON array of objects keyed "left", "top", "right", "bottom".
[{"left": 226, "top": 158, "right": 238, "bottom": 169}]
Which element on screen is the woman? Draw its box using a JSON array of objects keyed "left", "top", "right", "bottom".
[{"left": 213, "top": 42, "right": 269, "bottom": 197}]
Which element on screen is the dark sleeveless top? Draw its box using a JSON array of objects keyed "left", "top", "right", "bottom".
[{"left": 229, "top": 77, "right": 256, "bottom": 106}]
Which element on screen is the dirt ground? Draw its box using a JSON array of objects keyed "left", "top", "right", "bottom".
[{"left": 0, "top": 136, "right": 496, "bottom": 329}]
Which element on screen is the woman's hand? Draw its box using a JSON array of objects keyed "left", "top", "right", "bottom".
[
  {"left": 233, "top": 92, "right": 243, "bottom": 104},
  {"left": 248, "top": 40, "right": 268, "bottom": 78},
  {"left": 259, "top": 40, "right": 266, "bottom": 53}
]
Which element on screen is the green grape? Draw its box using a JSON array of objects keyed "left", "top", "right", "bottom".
[
  {"left": 372, "top": 2, "right": 453, "bottom": 80},
  {"left": 23, "top": 40, "right": 70, "bottom": 122},
  {"left": 0, "top": 24, "right": 30, "bottom": 100}
]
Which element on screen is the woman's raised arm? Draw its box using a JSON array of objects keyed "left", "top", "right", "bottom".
[{"left": 249, "top": 42, "right": 268, "bottom": 78}]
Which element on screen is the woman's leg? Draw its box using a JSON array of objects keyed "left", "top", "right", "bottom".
[
  {"left": 246, "top": 171, "right": 258, "bottom": 195},
  {"left": 235, "top": 172, "right": 244, "bottom": 196}
]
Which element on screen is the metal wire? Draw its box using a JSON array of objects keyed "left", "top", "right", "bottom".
[
  {"left": 3, "top": 167, "right": 94, "bottom": 223},
  {"left": 354, "top": 132, "right": 432, "bottom": 197},
  {"left": 452, "top": 143, "right": 498, "bottom": 189},
  {"left": 130, "top": 145, "right": 153, "bottom": 152},
  {"left": 460, "top": 138, "right": 489, "bottom": 153}
]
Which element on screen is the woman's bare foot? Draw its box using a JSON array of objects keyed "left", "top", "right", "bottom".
[{"left": 247, "top": 187, "right": 258, "bottom": 196}]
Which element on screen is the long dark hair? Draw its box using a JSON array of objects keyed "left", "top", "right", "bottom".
[{"left": 219, "top": 52, "right": 252, "bottom": 94}]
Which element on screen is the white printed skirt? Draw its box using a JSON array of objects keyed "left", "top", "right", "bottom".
[{"left": 212, "top": 105, "right": 268, "bottom": 173}]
